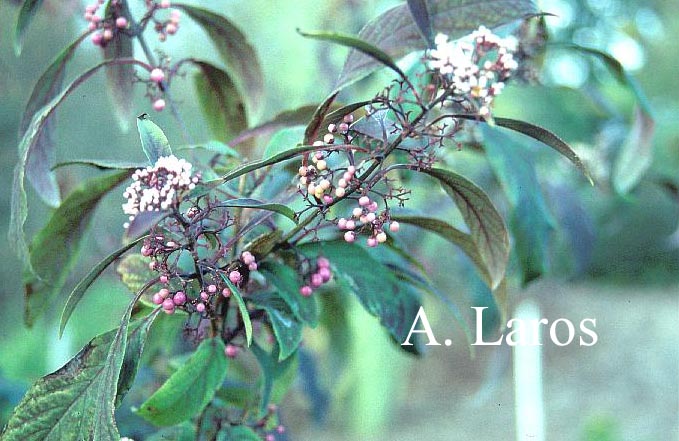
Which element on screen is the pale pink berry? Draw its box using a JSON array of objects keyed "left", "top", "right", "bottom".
[
  {"left": 318, "top": 267, "right": 331, "bottom": 282},
  {"left": 265, "top": 434, "right": 275, "bottom": 441},
  {"left": 196, "top": 302, "right": 206, "bottom": 313},
  {"left": 352, "top": 207, "right": 363, "bottom": 218},
  {"left": 319, "top": 179, "right": 330, "bottom": 190},
  {"left": 335, "top": 187, "right": 346, "bottom": 198},
  {"left": 153, "top": 98, "right": 166, "bottom": 111},
  {"left": 141, "top": 245, "right": 152, "bottom": 256},
  {"left": 115, "top": 17, "right": 128, "bottom": 28},
  {"left": 166, "top": 23, "right": 177, "bottom": 35},
  {"left": 277, "top": 425, "right": 286, "bottom": 434},
  {"left": 222, "top": 288, "right": 231, "bottom": 297},
  {"left": 337, "top": 218, "right": 347, "bottom": 229},
  {"left": 311, "top": 273, "right": 323, "bottom": 288},
  {"left": 298, "top": 166, "right": 308, "bottom": 176},
  {"left": 241, "top": 251, "right": 255, "bottom": 265},
  {"left": 389, "top": 221, "right": 400, "bottom": 232},
  {"left": 342, "top": 171, "right": 352, "bottom": 181},
  {"left": 345, "top": 219, "right": 356, "bottom": 230},
  {"left": 317, "top": 257, "right": 330, "bottom": 268},
  {"left": 300, "top": 285, "right": 313, "bottom": 297},
  {"left": 359, "top": 196, "right": 370, "bottom": 206},
  {"left": 150, "top": 68, "right": 165, "bottom": 83},
  {"left": 248, "top": 262, "right": 258, "bottom": 271},
  {"left": 225, "top": 344, "right": 239, "bottom": 358},
  {"left": 162, "top": 298, "right": 174, "bottom": 310},
  {"left": 316, "top": 159, "right": 327, "bottom": 171},
  {"left": 170, "top": 9, "right": 181, "bottom": 21},
  {"left": 229, "top": 270, "right": 242, "bottom": 284},
  {"left": 365, "top": 212, "right": 376, "bottom": 223},
  {"left": 85, "top": 4, "right": 97, "bottom": 13},
  {"left": 367, "top": 237, "right": 378, "bottom": 247},
  {"left": 208, "top": 284, "right": 217, "bottom": 293},
  {"left": 368, "top": 202, "right": 379, "bottom": 212},
  {"left": 158, "top": 288, "right": 170, "bottom": 299},
  {"left": 88, "top": 22, "right": 97, "bottom": 31},
  {"left": 376, "top": 231, "right": 387, "bottom": 243},
  {"left": 323, "top": 133, "right": 334, "bottom": 144},
  {"left": 152, "top": 293, "right": 163, "bottom": 305},
  {"left": 103, "top": 29, "right": 113, "bottom": 41},
  {"left": 313, "top": 140, "right": 324, "bottom": 147},
  {"left": 173, "top": 291, "right": 186, "bottom": 305},
  {"left": 200, "top": 291, "right": 209, "bottom": 300},
  {"left": 344, "top": 231, "right": 355, "bottom": 243},
  {"left": 149, "top": 261, "right": 158, "bottom": 270},
  {"left": 91, "top": 32, "right": 103, "bottom": 46},
  {"left": 159, "top": 275, "right": 168, "bottom": 284},
  {"left": 347, "top": 165, "right": 356, "bottom": 174},
  {"left": 315, "top": 151, "right": 324, "bottom": 160},
  {"left": 160, "top": 0, "right": 171, "bottom": 8}
]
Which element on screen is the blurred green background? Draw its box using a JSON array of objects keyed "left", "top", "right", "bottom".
[{"left": 0, "top": 0, "right": 677, "bottom": 439}]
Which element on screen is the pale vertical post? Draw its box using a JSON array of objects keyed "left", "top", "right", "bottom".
[{"left": 513, "top": 299, "right": 545, "bottom": 441}]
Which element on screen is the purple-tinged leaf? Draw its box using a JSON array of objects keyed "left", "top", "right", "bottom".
[
  {"left": 304, "top": 92, "right": 339, "bottom": 145},
  {"left": 125, "top": 210, "right": 170, "bottom": 241},
  {"left": 103, "top": 0, "right": 135, "bottom": 132},
  {"left": 14, "top": 0, "right": 45, "bottom": 55},
  {"left": 407, "top": 0, "right": 435, "bottom": 48}
]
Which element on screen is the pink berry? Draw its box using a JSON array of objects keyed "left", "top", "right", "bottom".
[
  {"left": 359, "top": 196, "right": 370, "bottom": 206},
  {"left": 323, "top": 195, "right": 333, "bottom": 204},
  {"left": 225, "top": 344, "right": 239, "bottom": 358},
  {"left": 160, "top": 0, "right": 171, "bottom": 8},
  {"left": 277, "top": 425, "right": 286, "bottom": 434},
  {"left": 337, "top": 218, "right": 347, "bottom": 229},
  {"left": 159, "top": 275, "right": 168, "bottom": 284},
  {"left": 166, "top": 23, "right": 177, "bottom": 35},
  {"left": 352, "top": 207, "right": 363, "bottom": 217},
  {"left": 241, "top": 251, "right": 255, "bottom": 265},
  {"left": 365, "top": 212, "right": 376, "bottom": 223},
  {"left": 173, "top": 291, "right": 186, "bottom": 305},
  {"left": 152, "top": 293, "right": 163, "bottom": 305},
  {"left": 88, "top": 22, "right": 97, "bottom": 31},
  {"left": 389, "top": 221, "right": 400, "bottom": 232},
  {"left": 150, "top": 68, "right": 165, "bottom": 83},
  {"left": 85, "top": 4, "right": 97, "bottom": 13},
  {"left": 91, "top": 32, "right": 103, "bottom": 46},
  {"left": 153, "top": 98, "right": 166, "bottom": 111},
  {"left": 200, "top": 291, "right": 209, "bottom": 300},
  {"left": 115, "top": 17, "right": 127, "bottom": 28},
  {"left": 162, "top": 298, "right": 174, "bottom": 310},
  {"left": 248, "top": 262, "right": 258, "bottom": 271},
  {"left": 222, "top": 288, "right": 231, "bottom": 297},
  {"left": 311, "top": 273, "right": 323, "bottom": 288},
  {"left": 368, "top": 202, "right": 379, "bottom": 212},
  {"left": 170, "top": 9, "right": 181, "bottom": 21},
  {"left": 298, "top": 166, "right": 308, "bottom": 176},
  {"left": 344, "top": 231, "right": 355, "bottom": 243},
  {"left": 158, "top": 288, "right": 170, "bottom": 299},
  {"left": 229, "top": 270, "right": 242, "bottom": 284},
  {"left": 103, "top": 29, "right": 113, "bottom": 41},
  {"left": 367, "top": 237, "right": 378, "bottom": 247},
  {"left": 300, "top": 285, "right": 313, "bottom": 297},
  {"left": 196, "top": 303, "right": 206, "bottom": 313},
  {"left": 318, "top": 267, "right": 331, "bottom": 282},
  {"left": 317, "top": 257, "right": 330, "bottom": 268},
  {"left": 376, "top": 231, "right": 388, "bottom": 243},
  {"left": 265, "top": 435, "right": 275, "bottom": 441},
  {"left": 345, "top": 219, "right": 356, "bottom": 230},
  {"left": 208, "top": 284, "right": 217, "bottom": 293},
  {"left": 149, "top": 261, "right": 157, "bottom": 270},
  {"left": 342, "top": 171, "right": 352, "bottom": 181}
]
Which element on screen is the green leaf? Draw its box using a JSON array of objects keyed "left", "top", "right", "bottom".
[
  {"left": 250, "top": 292, "right": 304, "bottom": 361},
  {"left": 52, "top": 158, "right": 145, "bottom": 171},
  {"left": 60, "top": 235, "right": 148, "bottom": 336},
  {"left": 337, "top": 0, "right": 537, "bottom": 90},
  {"left": 1, "top": 289, "right": 153, "bottom": 441},
  {"left": 9, "top": 60, "right": 141, "bottom": 272},
  {"left": 175, "top": 3, "right": 264, "bottom": 117},
  {"left": 103, "top": 0, "right": 135, "bottom": 132},
  {"left": 136, "top": 114, "right": 172, "bottom": 163},
  {"left": 263, "top": 126, "right": 306, "bottom": 159},
  {"left": 14, "top": 0, "right": 45, "bottom": 55},
  {"left": 215, "top": 198, "right": 297, "bottom": 224},
  {"left": 482, "top": 125, "right": 555, "bottom": 285},
  {"left": 21, "top": 33, "right": 89, "bottom": 207},
  {"left": 390, "top": 215, "right": 491, "bottom": 285},
  {"left": 612, "top": 106, "right": 655, "bottom": 195},
  {"left": 407, "top": 0, "right": 435, "bottom": 48},
  {"left": 136, "top": 337, "right": 228, "bottom": 427},
  {"left": 299, "top": 241, "right": 422, "bottom": 347},
  {"left": 217, "top": 426, "right": 260, "bottom": 441},
  {"left": 251, "top": 343, "right": 299, "bottom": 417},
  {"left": 24, "top": 170, "right": 131, "bottom": 326},
  {"left": 193, "top": 61, "right": 248, "bottom": 143},
  {"left": 298, "top": 29, "right": 406, "bottom": 80},
  {"left": 419, "top": 167, "right": 509, "bottom": 290},
  {"left": 219, "top": 275, "right": 252, "bottom": 346},
  {"left": 147, "top": 422, "right": 196, "bottom": 441},
  {"left": 259, "top": 262, "right": 319, "bottom": 326}
]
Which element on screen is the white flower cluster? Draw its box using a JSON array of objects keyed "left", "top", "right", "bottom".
[
  {"left": 122, "top": 155, "right": 198, "bottom": 228},
  {"left": 430, "top": 26, "right": 519, "bottom": 116}
]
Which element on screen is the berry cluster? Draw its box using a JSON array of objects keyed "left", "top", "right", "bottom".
[
  {"left": 122, "top": 155, "right": 199, "bottom": 229},
  {"left": 84, "top": 0, "right": 128, "bottom": 47},
  {"left": 299, "top": 256, "right": 333, "bottom": 297},
  {"left": 149, "top": 1, "right": 181, "bottom": 42},
  {"left": 338, "top": 195, "right": 400, "bottom": 247},
  {"left": 430, "top": 26, "right": 519, "bottom": 116}
]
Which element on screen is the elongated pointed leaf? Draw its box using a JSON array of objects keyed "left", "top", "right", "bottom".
[
  {"left": 60, "top": 235, "right": 148, "bottom": 336},
  {"left": 337, "top": 0, "right": 537, "bottom": 90},
  {"left": 304, "top": 92, "right": 339, "bottom": 145},
  {"left": 1, "top": 289, "right": 153, "bottom": 441},
  {"left": 407, "top": 0, "right": 435, "bottom": 47},
  {"left": 9, "top": 59, "right": 142, "bottom": 272},
  {"left": 482, "top": 126, "right": 555, "bottom": 285},
  {"left": 136, "top": 114, "right": 172, "bottom": 163},
  {"left": 136, "top": 337, "right": 227, "bottom": 427},
  {"left": 298, "top": 29, "right": 405, "bottom": 80},
  {"left": 24, "top": 170, "right": 130, "bottom": 326},
  {"left": 218, "top": 275, "right": 252, "bottom": 346},
  {"left": 215, "top": 198, "right": 297, "bottom": 224},
  {"left": 175, "top": 3, "right": 264, "bottom": 117},
  {"left": 103, "top": 0, "right": 135, "bottom": 132},
  {"left": 14, "top": 0, "right": 45, "bottom": 55},
  {"left": 420, "top": 168, "right": 509, "bottom": 289},
  {"left": 193, "top": 61, "right": 248, "bottom": 143},
  {"left": 53, "top": 158, "right": 145, "bottom": 171},
  {"left": 21, "top": 33, "right": 90, "bottom": 207},
  {"left": 250, "top": 292, "right": 304, "bottom": 361}
]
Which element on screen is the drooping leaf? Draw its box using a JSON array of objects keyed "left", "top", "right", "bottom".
[
  {"left": 103, "top": 0, "right": 135, "bottom": 132},
  {"left": 298, "top": 29, "right": 406, "bottom": 80},
  {"left": 299, "top": 241, "right": 423, "bottom": 347},
  {"left": 407, "top": 0, "right": 435, "bottom": 48},
  {"left": 9, "top": 60, "right": 142, "bottom": 271},
  {"left": 251, "top": 343, "right": 299, "bottom": 417},
  {"left": 219, "top": 276, "right": 252, "bottom": 346},
  {"left": 21, "top": 32, "right": 89, "bottom": 207},
  {"left": 418, "top": 167, "right": 509, "bottom": 289},
  {"left": 136, "top": 337, "right": 227, "bottom": 427},
  {"left": 250, "top": 292, "right": 304, "bottom": 361},
  {"left": 214, "top": 198, "right": 297, "bottom": 224},
  {"left": 60, "top": 235, "right": 148, "bottom": 336},
  {"left": 24, "top": 170, "right": 131, "bottom": 326},
  {"left": 52, "top": 158, "right": 145, "bottom": 171},
  {"left": 482, "top": 125, "right": 555, "bottom": 285},
  {"left": 175, "top": 3, "right": 264, "bottom": 117},
  {"left": 259, "top": 261, "right": 319, "bottom": 327},
  {"left": 147, "top": 422, "right": 196, "bottom": 441},
  {"left": 612, "top": 106, "right": 655, "bottom": 195},
  {"left": 136, "top": 114, "right": 172, "bottom": 164},
  {"left": 1, "top": 289, "right": 153, "bottom": 441},
  {"left": 14, "top": 0, "right": 45, "bottom": 55},
  {"left": 193, "top": 61, "right": 248, "bottom": 143},
  {"left": 391, "top": 215, "right": 490, "bottom": 285},
  {"left": 337, "top": 0, "right": 537, "bottom": 90}
]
